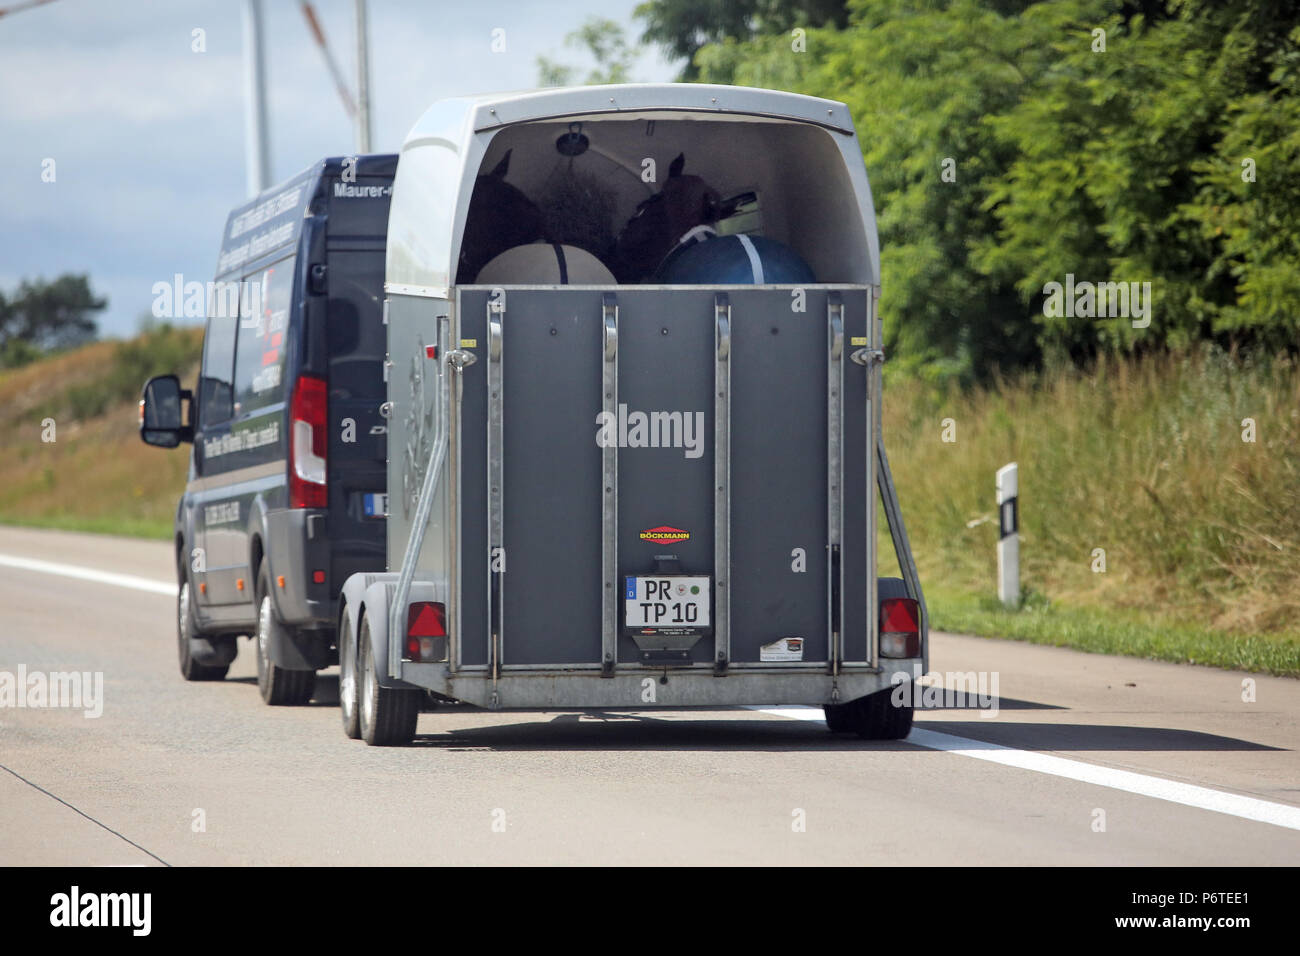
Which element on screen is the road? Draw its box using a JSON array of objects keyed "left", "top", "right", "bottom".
[{"left": 1, "top": 525, "right": 1297, "bottom": 865}]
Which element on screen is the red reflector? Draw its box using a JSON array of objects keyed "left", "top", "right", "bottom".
[
  {"left": 880, "top": 597, "right": 919, "bottom": 634},
  {"left": 407, "top": 602, "right": 446, "bottom": 637},
  {"left": 312, "top": 570, "right": 325, "bottom": 584},
  {"left": 425, "top": 344, "right": 438, "bottom": 359}
]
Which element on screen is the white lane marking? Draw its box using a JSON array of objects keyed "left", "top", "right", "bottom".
[
  {"left": 0, "top": 553, "right": 174, "bottom": 596},
  {"left": 750, "top": 705, "right": 1300, "bottom": 832}
]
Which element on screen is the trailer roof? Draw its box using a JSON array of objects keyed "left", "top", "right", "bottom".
[{"left": 403, "top": 84, "right": 857, "bottom": 143}]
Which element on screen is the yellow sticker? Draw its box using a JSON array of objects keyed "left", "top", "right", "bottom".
[
  {"left": 460, "top": 338, "right": 477, "bottom": 348},
  {"left": 850, "top": 336, "right": 867, "bottom": 346}
]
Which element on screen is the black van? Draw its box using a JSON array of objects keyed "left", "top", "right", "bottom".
[{"left": 139, "top": 154, "right": 395, "bottom": 704}]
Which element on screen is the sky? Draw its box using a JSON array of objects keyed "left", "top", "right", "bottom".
[{"left": 0, "top": 0, "right": 678, "bottom": 338}]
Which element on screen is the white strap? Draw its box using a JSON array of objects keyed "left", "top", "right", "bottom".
[{"left": 736, "top": 233, "right": 765, "bottom": 283}]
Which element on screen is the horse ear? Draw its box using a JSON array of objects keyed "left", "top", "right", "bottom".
[
  {"left": 668, "top": 153, "right": 685, "bottom": 178},
  {"left": 489, "top": 149, "right": 512, "bottom": 178}
]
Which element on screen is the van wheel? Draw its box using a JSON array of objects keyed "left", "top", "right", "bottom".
[
  {"left": 358, "top": 613, "right": 419, "bottom": 746},
  {"left": 177, "top": 580, "right": 229, "bottom": 681},
  {"left": 255, "top": 561, "right": 316, "bottom": 706},
  {"left": 338, "top": 605, "right": 361, "bottom": 739},
  {"left": 833, "top": 686, "right": 914, "bottom": 740}
]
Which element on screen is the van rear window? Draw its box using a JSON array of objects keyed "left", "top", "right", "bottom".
[{"left": 326, "top": 249, "right": 385, "bottom": 400}]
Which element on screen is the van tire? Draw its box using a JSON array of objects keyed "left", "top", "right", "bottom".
[
  {"left": 255, "top": 561, "right": 316, "bottom": 706},
  {"left": 177, "top": 580, "right": 229, "bottom": 681},
  {"left": 338, "top": 605, "right": 361, "bottom": 739},
  {"left": 358, "top": 613, "right": 419, "bottom": 746}
]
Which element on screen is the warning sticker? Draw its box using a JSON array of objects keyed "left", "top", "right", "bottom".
[
  {"left": 760, "top": 637, "right": 804, "bottom": 662},
  {"left": 639, "top": 526, "right": 690, "bottom": 545}
]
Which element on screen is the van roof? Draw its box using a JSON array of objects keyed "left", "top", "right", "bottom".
[{"left": 216, "top": 154, "right": 397, "bottom": 277}]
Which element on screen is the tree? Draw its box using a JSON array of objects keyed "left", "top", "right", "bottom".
[
  {"left": 635, "top": 0, "right": 850, "bottom": 80},
  {"left": 0, "top": 274, "right": 106, "bottom": 366},
  {"left": 536, "top": 17, "right": 638, "bottom": 87}
]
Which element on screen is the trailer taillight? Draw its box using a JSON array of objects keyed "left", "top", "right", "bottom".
[
  {"left": 879, "top": 596, "right": 920, "bottom": 659},
  {"left": 289, "top": 374, "right": 328, "bottom": 508},
  {"left": 405, "top": 602, "right": 447, "bottom": 661}
]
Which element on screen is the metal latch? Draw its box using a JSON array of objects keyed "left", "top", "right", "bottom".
[
  {"left": 850, "top": 347, "right": 885, "bottom": 367},
  {"left": 446, "top": 349, "right": 478, "bottom": 368}
]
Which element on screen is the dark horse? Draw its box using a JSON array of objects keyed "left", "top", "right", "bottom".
[{"left": 456, "top": 149, "right": 544, "bottom": 284}]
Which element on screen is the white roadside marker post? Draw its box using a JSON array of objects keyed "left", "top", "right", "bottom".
[{"left": 997, "top": 463, "right": 1019, "bottom": 607}]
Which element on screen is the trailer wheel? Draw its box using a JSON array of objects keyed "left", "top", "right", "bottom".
[
  {"left": 338, "top": 605, "right": 361, "bottom": 739},
  {"left": 822, "top": 700, "right": 853, "bottom": 733},
  {"left": 834, "top": 686, "right": 914, "bottom": 740},
  {"left": 255, "top": 561, "right": 316, "bottom": 706},
  {"left": 358, "top": 613, "right": 419, "bottom": 746},
  {"left": 177, "top": 580, "right": 229, "bottom": 681}
]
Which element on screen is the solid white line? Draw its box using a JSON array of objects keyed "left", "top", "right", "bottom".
[
  {"left": 0, "top": 553, "right": 174, "bottom": 596},
  {"left": 750, "top": 705, "right": 1300, "bottom": 832}
]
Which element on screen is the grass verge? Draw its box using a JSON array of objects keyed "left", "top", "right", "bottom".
[{"left": 926, "top": 584, "right": 1300, "bottom": 677}]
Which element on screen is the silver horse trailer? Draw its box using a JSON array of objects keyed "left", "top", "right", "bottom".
[{"left": 337, "top": 84, "right": 927, "bottom": 745}]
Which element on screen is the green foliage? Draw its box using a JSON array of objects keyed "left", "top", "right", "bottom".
[
  {"left": 649, "top": 0, "right": 1300, "bottom": 381},
  {"left": 43, "top": 320, "right": 204, "bottom": 423},
  {"left": 0, "top": 274, "right": 106, "bottom": 356},
  {"left": 537, "top": 17, "right": 638, "bottom": 86},
  {"left": 635, "top": 0, "right": 850, "bottom": 80}
]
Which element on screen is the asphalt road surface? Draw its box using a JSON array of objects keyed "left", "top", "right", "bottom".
[{"left": 1, "top": 525, "right": 1297, "bottom": 865}]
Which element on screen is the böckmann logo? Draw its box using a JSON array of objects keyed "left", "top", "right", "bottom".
[{"left": 640, "top": 526, "right": 690, "bottom": 545}]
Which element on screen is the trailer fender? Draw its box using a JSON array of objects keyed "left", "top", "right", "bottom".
[{"left": 359, "top": 578, "right": 420, "bottom": 689}]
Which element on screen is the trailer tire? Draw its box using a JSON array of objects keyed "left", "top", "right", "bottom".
[
  {"left": 358, "top": 614, "right": 419, "bottom": 746},
  {"left": 832, "top": 686, "right": 914, "bottom": 740},
  {"left": 177, "top": 580, "right": 229, "bottom": 681},
  {"left": 822, "top": 700, "right": 854, "bottom": 733},
  {"left": 255, "top": 561, "right": 316, "bottom": 706},
  {"left": 338, "top": 604, "right": 361, "bottom": 739}
]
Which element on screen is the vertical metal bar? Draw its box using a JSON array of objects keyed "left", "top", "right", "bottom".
[
  {"left": 600, "top": 294, "right": 619, "bottom": 676},
  {"left": 826, "top": 293, "right": 844, "bottom": 680},
  {"left": 487, "top": 295, "right": 504, "bottom": 700},
  {"left": 877, "top": 437, "right": 928, "bottom": 673},
  {"left": 866, "top": 286, "right": 878, "bottom": 668},
  {"left": 447, "top": 298, "right": 460, "bottom": 673},
  {"left": 353, "top": 0, "right": 372, "bottom": 153},
  {"left": 241, "top": 0, "right": 271, "bottom": 196},
  {"left": 713, "top": 294, "right": 731, "bottom": 674}
]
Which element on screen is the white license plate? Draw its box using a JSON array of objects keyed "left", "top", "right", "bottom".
[
  {"left": 363, "top": 493, "right": 388, "bottom": 518},
  {"left": 624, "top": 575, "right": 711, "bottom": 629}
]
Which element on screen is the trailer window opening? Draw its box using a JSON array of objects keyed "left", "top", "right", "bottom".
[{"left": 453, "top": 116, "right": 869, "bottom": 286}]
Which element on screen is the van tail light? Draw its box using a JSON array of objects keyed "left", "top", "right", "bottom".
[
  {"left": 405, "top": 602, "right": 447, "bottom": 662},
  {"left": 289, "top": 374, "right": 328, "bottom": 508},
  {"left": 879, "top": 596, "right": 920, "bottom": 659}
]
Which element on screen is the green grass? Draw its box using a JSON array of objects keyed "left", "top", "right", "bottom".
[
  {"left": 0, "top": 510, "right": 175, "bottom": 540},
  {"left": 924, "top": 584, "right": 1300, "bottom": 677}
]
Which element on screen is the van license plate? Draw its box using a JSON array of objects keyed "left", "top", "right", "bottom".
[
  {"left": 624, "top": 576, "right": 711, "bottom": 631},
  {"left": 363, "top": 493, "right": 388, "bottom": 518}
]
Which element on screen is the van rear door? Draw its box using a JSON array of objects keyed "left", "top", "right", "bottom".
[{"left": 322, "top": 178, "right": 392, "bottom": 591}]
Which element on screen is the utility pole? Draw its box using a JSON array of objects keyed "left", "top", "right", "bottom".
[
  {"left": 243, "top": 0, "right": 271, "bottom": 196},
  {"left": 354, "top": 0, "right": 372, "bottom": 153}
]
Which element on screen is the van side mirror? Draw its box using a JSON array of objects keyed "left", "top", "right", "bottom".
[{"left": 139, "top": 374, "right": 193, "bottom": 447}]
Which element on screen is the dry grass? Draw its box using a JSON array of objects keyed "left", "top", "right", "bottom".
[
  {"left": 881, "top": 347, "right": 1300, "bottom": 635},
  {"left": 0, "top": 327, "right": 203, "bottom": 538}
]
